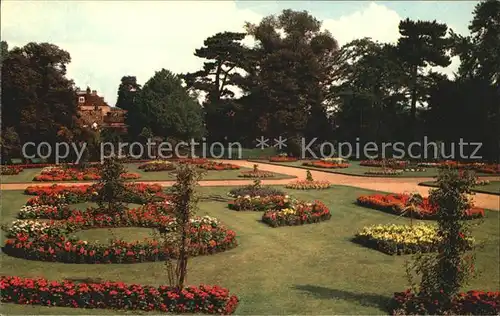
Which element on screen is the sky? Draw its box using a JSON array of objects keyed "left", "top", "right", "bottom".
[{"left": 1, "top": 0, "right": 478, "bottom": 106}]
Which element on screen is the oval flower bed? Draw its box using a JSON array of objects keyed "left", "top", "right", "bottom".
[
  {"left": 0, "top": 275, "right": 239, "bottom": 314},
  {"left": 302, "top": 161, "right": 349, "bottom": 169},
  {"left": 238, "top": 165, "right": 273, "bottom": 178},
  {"left": 33, "top": 166, "right": 140, "bottom": 181},
  {"left": 3, "top": 204, "right": 238, "bottom": 263},
  {"left": 364, "top": 168, "right": 403, "bottom": 176},
  {"left": 1, "top": 165, "right": 23, "bottom": 175},
  {"left": 138, "top": 160, "right": 176, "bottom": 172},
  {"left": 360, "top": 159, "right": 408, "bottom": 169},
  {"left": 228, "top": 195, "right": 294, "bottom": 211},
  {"left": 200, "top": 162, "right": 240, "bottom": 171},
  {"left": 23, "top": 183, "right": 165, "bottom": 207},
  {"left": 269, "top": 156, "right": 298, "bottom": 162},
  {"left": 262, "top": 201, "right": 331, "bottom": 227},
  {"left": 353, "top": 223, "right": 474, "bottom": 255},
  {"left": 238, "top": 170, "right": 275, "bottom": 178},
  {"left": 356, "top": 193, "right": 485, "bottom": 219},
  {"left": 228, "top": 183, "right": 285, "bottom": 198},
  {"left": 285, "top": 179, "right": 331, "bottom": 190},
  {"left": 390, "top": 289, "right": 500, "bottom": 315}
]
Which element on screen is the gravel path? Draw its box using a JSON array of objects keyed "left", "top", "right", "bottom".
[{"left": 1, "top": 160, "right": 498, "bottom": 210}]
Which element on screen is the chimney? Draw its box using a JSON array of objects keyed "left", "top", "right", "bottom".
[{"left": 92, "top": 90, "right": 97, "bottom": 96}]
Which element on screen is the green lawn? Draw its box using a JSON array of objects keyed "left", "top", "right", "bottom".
[
  {"left": 0, "top": 163, "right": 295, "bottom": 183},
  {"left": 420, "top": 180, "right": 500, "bottom": 196},
  {"left": 1, "top": 186, "right": 499, "bottom": 315},
  {"left": 251, "top": 160, "right": 499, "bottom": 178}
]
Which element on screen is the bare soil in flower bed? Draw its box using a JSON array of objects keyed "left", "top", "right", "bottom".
[{"left": 1, "top": 186, "right": 498, "bottom": 315}]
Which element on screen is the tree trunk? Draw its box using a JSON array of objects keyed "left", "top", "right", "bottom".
[{"left": 409, "top": 65, "right": 418, "bottom": 141}]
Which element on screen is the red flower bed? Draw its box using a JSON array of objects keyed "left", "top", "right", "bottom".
[
  {"left": 25, "top": 183, "right": 162, "bottom": 197},
  {"left": 3, "top": 205, "right": 238, "bottom": 263},
  {"left": 262, "top": 201, "right": 331, "bottom": 227},
  {"left": 302, "top": 161, "right": 349, "bottom": 169},
  {"left": 360, "top": 159, "right": 408, "bottom": 169},
  {"left": 0, "top": 275, "right": 239, "bottom": 314},
  {"left": 199, "top": 162, "right": 240, "bottom": 170},
  {"left": 1, "top": 166, "right": 24, "bottom": 175},
  {"left": 33, "top": 167, "right": 141, "bottom": 181},
  {"left": 356, "top": 193, "right": 485, "bottom": 219},
  {"left": 390, "top": 289, "right": 500, "bottom": 315},
  {"left": 269, "top": 156, "right": 298, "bottom": 162},
  {"left": 477, "top": 164, "right": 500, "bottom": 174}
]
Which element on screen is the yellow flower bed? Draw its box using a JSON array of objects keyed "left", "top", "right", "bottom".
[{"left": 353, "top": 223, "right": 473, "bottom": 255}]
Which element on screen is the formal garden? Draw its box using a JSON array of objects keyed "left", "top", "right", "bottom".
[
  {"left": 1, "top": 157, "right": 499, "bottom": 315},
  {"left": 1, "top": 1, "right": 499, "bottom": 314}
]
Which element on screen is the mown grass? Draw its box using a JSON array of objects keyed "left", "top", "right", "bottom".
[
  {"left": 1, "top": 186, "right": 499, "bottom": 315},
  {"left": 252, "top": 160, "right": 499, "bottom": 178},
  {"left": 420, "top": 180, "right": 500, "bottom": 196}
]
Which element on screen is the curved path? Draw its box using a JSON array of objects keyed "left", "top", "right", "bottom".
[{"left": 1, "top": 160, "right": 499, "bottom": 210}]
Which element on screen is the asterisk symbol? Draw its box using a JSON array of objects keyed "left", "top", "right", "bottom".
[
  {"left": 255, "top": 136, "right": 269, "bottom": 149},
  {"left": 273, "top": 136, "right": 287, "bottom": 149}
]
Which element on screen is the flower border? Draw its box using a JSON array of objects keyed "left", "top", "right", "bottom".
[{"left": 0, "top": 275, "right": 239, "bottom": 314}]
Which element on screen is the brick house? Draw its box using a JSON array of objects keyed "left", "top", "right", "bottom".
[{"left": 77, "top": 87, "right": 127, "bottom": 133}]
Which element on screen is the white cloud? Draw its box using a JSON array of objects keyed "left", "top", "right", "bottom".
[{"left": 1, "top": 1, "right": 459, "bottom": 106}]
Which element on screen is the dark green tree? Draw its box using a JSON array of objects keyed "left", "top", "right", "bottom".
[
  {"left": 1, "top": 42, "right": 78, "bottom": 159},
  {"left": 241, "top": 10, "right": 338, "bottom": 152},
  {"left": 396, "top": 19, "right": 451, "bottom": 139},
  {"left": 183, "top": 32, "right": 247, "bottom": 143},
  {"left": 127, "top": 69, "right": 204, "bottom": 141},
  {"left": 331, "top": 38, "right": 408, "bottom": 144}
]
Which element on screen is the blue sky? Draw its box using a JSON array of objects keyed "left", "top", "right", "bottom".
[{"left": 1, "top": 1, "right": 478, "bottom": 105}]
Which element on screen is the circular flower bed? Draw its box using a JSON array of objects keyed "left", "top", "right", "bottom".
[
  {"left": 320, "top": 157, "right": 348, "bottom": 164},
  {"left": 262, "top": 201, "right": 331, "bottom": 227},
  {"left": 33, "top": 166, "right": 140, "bottom": 181},
  {"left": 285, "top": 179, "right": 331, "bottom": 190},
  {"left": 302, "top": 161, "right": 349, "bottom": 169},
  {"left": 2, "top": 185, "right": 238, "bottom": 264},
  {"left": 0, "top": 275, "right": 239, "bottom": 314},
  {"left": 352, "top": 223, "right": 474, "bottom": 255},
  {"left": 3, "top": 208, "right": 237, "bottom": 263},
  {"left": 356, "top": 193, "right": 485, "bottom": 219},
  {"left": 138, "top": 160, "right": 176, "bottom": 172},
  {"left": 364, "top": 168, "right": 403, "bottom": 176},
  {"left": 1, "top": 166, "right": 23, "bottom": 175}
]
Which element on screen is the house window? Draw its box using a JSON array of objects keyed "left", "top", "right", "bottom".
[{"left": 78, "top": 96, "right": 85, "bottom": 103}]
